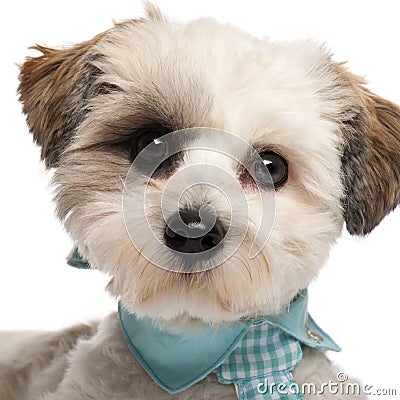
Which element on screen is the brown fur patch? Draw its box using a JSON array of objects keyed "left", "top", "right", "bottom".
[
  {"left": 335, "top": 63, "right": 400, "bottom": 235},
  {"left": 18, "top": 32, "right": 108, "bottom": 167}
]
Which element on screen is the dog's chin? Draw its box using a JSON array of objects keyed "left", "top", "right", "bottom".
[
  {"left": 105, "top": 256, "right": 304, "bottom": 325},
  {"left": 117, "top": 293, "right": 295, "bottom": 325},
  {"left": 75, "top": 219, "right": 322, "bottom": 325}
]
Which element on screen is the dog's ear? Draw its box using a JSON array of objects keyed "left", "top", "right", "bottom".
[
  {"left": 336, "top": 64, "right": 400, "bottom": 235},
  {"left": 18, "top": 32, "right": 107, "bottom": 167}
]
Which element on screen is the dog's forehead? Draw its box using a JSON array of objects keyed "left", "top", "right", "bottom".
[{"left": 93, "top": 18, "right": 344, "bottom": 146}]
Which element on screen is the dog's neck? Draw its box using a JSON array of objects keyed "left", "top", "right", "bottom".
[{"left": 68, "top": 248, "right": 341, "bottom": 399}]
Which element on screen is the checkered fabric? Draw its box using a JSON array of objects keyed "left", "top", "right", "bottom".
[{"left": 216, "top": 321, "right": 304, "bottom": 400}]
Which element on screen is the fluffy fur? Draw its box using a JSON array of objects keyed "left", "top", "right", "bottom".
[{"left": 2, "top": 3, "right": 399, "bottom": 399}]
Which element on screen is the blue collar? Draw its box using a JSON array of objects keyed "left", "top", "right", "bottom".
[
  {"left": 68, "top": 249, "right": 340, "bottom": 399},
  {"left": 118, "top": 291, "right": 340, "bottom": 397}
]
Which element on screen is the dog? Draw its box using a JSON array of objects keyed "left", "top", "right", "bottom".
[{"left": 1, "top": 3, "right": 399, "bottom": 399}]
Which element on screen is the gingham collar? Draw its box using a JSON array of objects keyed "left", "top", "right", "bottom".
[{"left": 68, "top": 250, "right": 340, "bottom": 400}]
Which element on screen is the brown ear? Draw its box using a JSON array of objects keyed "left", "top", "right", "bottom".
[
  {"left": 337, "top": 64, "right": 400, "bottom": 235},
  {"left": 18, "top": 32, "right": 107, "bottom": 167}
]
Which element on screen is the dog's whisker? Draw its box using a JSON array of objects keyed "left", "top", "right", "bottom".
[{"left": 258, "top": 250, "right": 272, "bottom": 284}]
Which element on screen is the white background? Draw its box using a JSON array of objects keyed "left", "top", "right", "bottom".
[{"left": 1, "top": 0, "right": 399, "bottom": 396}]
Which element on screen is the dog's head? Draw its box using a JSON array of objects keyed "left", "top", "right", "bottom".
[{"left": 19, "top": 5, "right": 400, "bottom": 323}]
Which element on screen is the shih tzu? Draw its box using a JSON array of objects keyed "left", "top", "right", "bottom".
[{"left": 1, "top": 3, "right": 399, "bottom": 400}]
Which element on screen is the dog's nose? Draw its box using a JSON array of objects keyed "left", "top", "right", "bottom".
[{"left": 164, "top": 209, "right": 225, "bottom": 253}]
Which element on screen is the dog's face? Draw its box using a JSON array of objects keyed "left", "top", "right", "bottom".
[{"left": 19, "top": 5, "right": 400, "bottom": 323}]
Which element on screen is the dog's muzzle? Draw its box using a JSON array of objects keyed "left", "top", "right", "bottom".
[{"left": 164, "top": 208, "right": 225, "bottom": 254}]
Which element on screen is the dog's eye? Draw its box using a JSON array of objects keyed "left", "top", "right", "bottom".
[
  {"left": 129, "top": 127, "right": 169, "bottom": 162},
  {"left": 254, "top": 151, "right": 288, "bottom": 189}
]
